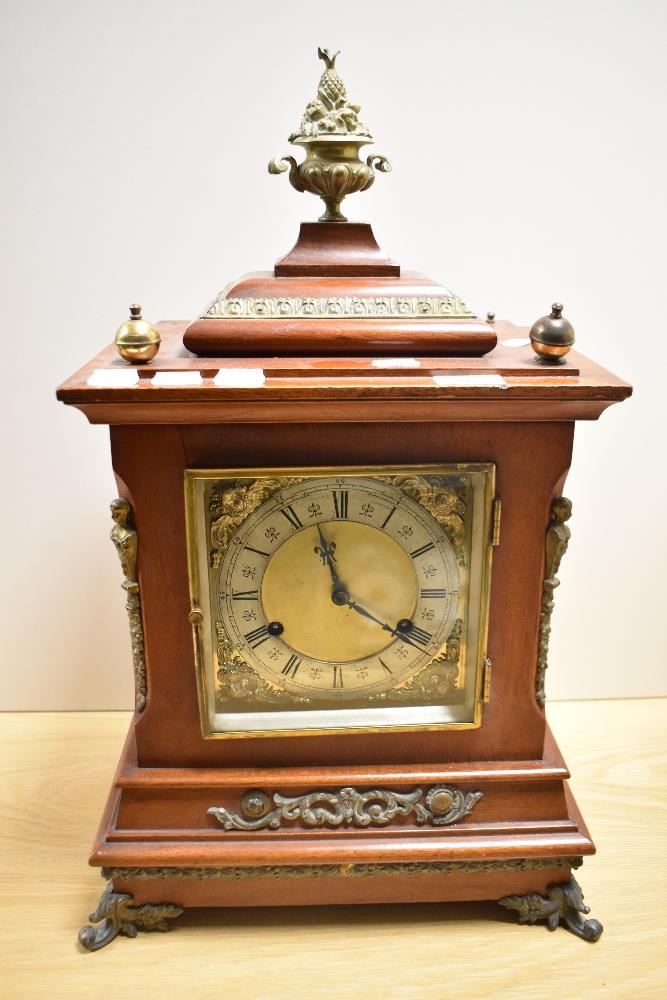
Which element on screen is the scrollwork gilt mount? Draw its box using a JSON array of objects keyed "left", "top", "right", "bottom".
[
  {"left": 499, "top": 875, "right": 603, "bottom": 942},
  {"left": 78, "top": 882, "right": 182, "bottom": 952},
  {"left": 208, "top": 784, "right": 483, "bottom": 832}
]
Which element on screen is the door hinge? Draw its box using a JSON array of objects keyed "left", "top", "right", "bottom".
[
  {"left": 492, "top": 498, "right": 502, "bottom": 546},
  {"left": 482, "top": 657, "right": 492, "bottom": 702}
]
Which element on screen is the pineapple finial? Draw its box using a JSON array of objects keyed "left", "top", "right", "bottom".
[{"left": 288, "top": 47, "right": 371, "bottom": 141}]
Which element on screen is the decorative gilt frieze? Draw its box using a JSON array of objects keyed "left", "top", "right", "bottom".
[
  {"left": 102, "top": 857, "right": 582, "bottom": 882},
  {"left": 78, "top": 882, "right": 182, "bottom": 952},
  {"left": 536, "top": 497, "right": 572, "bottom": 708},
  {"left": 110, "top": 499, "right": 147, "bottom": 712},
  {"left": 499, "top": 875, "right": 603, "bottom": 942},
  {"left": 202, "top": 293, "right": 475, "bottom": 321},
  {"left": 207, "top": 784, "right": 482, "bottom": 832}
]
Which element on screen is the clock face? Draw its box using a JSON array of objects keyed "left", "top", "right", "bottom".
[
  {"left": 217, "top": 476, "right": 460, "bottom": 700},
  {"left": 185, "top": 464, "right": 495, "bottom": 737}
]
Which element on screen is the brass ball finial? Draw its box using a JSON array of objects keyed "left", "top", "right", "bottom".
[
  {"left": 530, "top": 302, "right": 575, "bottom": 363},
  {"left": 115, "top": 303, "right": 160, "bottom": 364}
]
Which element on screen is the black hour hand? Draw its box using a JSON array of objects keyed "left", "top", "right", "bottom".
[{"left": 314, "top": 524, "right": 339, "bottom": 584}]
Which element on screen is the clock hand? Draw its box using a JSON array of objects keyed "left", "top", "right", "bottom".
[
  {"left": 341, "top": 594, "right": 424, "bottom": 652},
  {"left": 314, "top": 524, "right": 424, "bottom": 652},
  {"left": 314, "top": 523, "right": 341, "bottom": 588}
]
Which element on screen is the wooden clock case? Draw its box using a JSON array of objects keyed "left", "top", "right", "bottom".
[{"left": 57, "top": 222, "right": 631, "bottom": 950}]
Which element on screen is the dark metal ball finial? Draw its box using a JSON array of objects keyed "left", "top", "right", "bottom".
[{"left": 530, "top": 302, "right": 575, "bottom": 363}]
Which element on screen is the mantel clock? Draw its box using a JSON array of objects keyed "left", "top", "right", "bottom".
[{"left": 57, "top": 49, "right": 632, "bottom": 951}]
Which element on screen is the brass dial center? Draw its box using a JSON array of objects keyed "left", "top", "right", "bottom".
[{"left": 261, "top": 520, "right": 418, "bottom": 663}]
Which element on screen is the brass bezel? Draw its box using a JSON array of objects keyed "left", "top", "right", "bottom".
[{"left": 184, "top": 463, "right": 496, "bottom": 740}]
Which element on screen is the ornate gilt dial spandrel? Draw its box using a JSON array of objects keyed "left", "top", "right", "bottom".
[{"left": 185, "top": 464, "right": 495, "bottom": 737}]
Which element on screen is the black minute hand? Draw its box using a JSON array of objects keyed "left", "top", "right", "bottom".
[{"left": 344, "top": 598, "right": 423, "bottom": 652}]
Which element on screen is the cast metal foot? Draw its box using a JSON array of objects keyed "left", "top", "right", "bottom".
[
  {"left": 499, "top": 875, "right": 603, "bottom": 942},
  {"left": 78, "top": 881, "right": 183, "bottom": 952}
]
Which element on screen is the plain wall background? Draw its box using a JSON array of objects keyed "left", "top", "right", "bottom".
[{"left": 1, "top": 0, "right": 664, "bottom": 710}]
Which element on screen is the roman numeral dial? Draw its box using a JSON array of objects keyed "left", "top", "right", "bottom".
[{"left": 216, "top": 471, "right": 465, "bottom": 702}]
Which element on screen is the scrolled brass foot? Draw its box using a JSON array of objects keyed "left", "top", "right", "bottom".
[
  {"left": 78, "top": 882, "right": 183, "bottom": 952},
  {"left": 499, "top": 875, "right": 603, "bottom": 942}
]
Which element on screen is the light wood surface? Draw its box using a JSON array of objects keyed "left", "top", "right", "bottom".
[{"left": 1, "top": 700, "right": 664, "bottom": 999}]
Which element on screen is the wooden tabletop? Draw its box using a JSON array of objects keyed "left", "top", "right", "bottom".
[{"left": 1, "top": 699, "right": 663, "bottom": 998}]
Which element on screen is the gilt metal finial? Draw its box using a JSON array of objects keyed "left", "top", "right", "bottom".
[
  {"left": 269, "top": 48, "right": 391, "bottom": 222},
  {"left": 289, "top": 46, "right": 372, "bottom": 141}
]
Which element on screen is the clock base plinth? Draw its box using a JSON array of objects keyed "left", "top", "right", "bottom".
[
  {"left": 80, "top": 723, "right": 601, "bottom": 948},
  {"left": 80, "top": 862, "right": 597, "bottom": 950}
]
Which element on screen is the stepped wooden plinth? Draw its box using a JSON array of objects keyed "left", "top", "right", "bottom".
[{"left": 183, "top": 223, "right": 497, "bottom": 358}]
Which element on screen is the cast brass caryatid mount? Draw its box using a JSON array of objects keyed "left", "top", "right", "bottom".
[{"left": 269, "top": 48, "right": 391, "bottom": 222}]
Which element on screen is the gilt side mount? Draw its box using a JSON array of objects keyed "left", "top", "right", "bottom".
[{"left": 269, "top": 48, "right": 391, "bottom": 222}]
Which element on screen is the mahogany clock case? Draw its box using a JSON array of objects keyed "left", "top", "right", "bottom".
[
  {"left": 57, "top": 321, "right": 630, "bottom": 941},
  {"left": 49, "top": 32, "right": 636, "bottom": 949},
  {"left": 113, "top": 418, "right": 568, "bottom": 769}
]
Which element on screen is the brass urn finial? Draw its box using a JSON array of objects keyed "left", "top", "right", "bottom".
[{"left": 269, "top": 48, "right": 391, "bottom": 223}]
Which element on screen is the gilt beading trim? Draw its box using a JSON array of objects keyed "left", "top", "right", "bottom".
[
  {"left": 202, "top": 293, "right": 475, "bottom": 321},
  {"left": 102, "top": 857, "right": 583, "bottom": 881}
]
